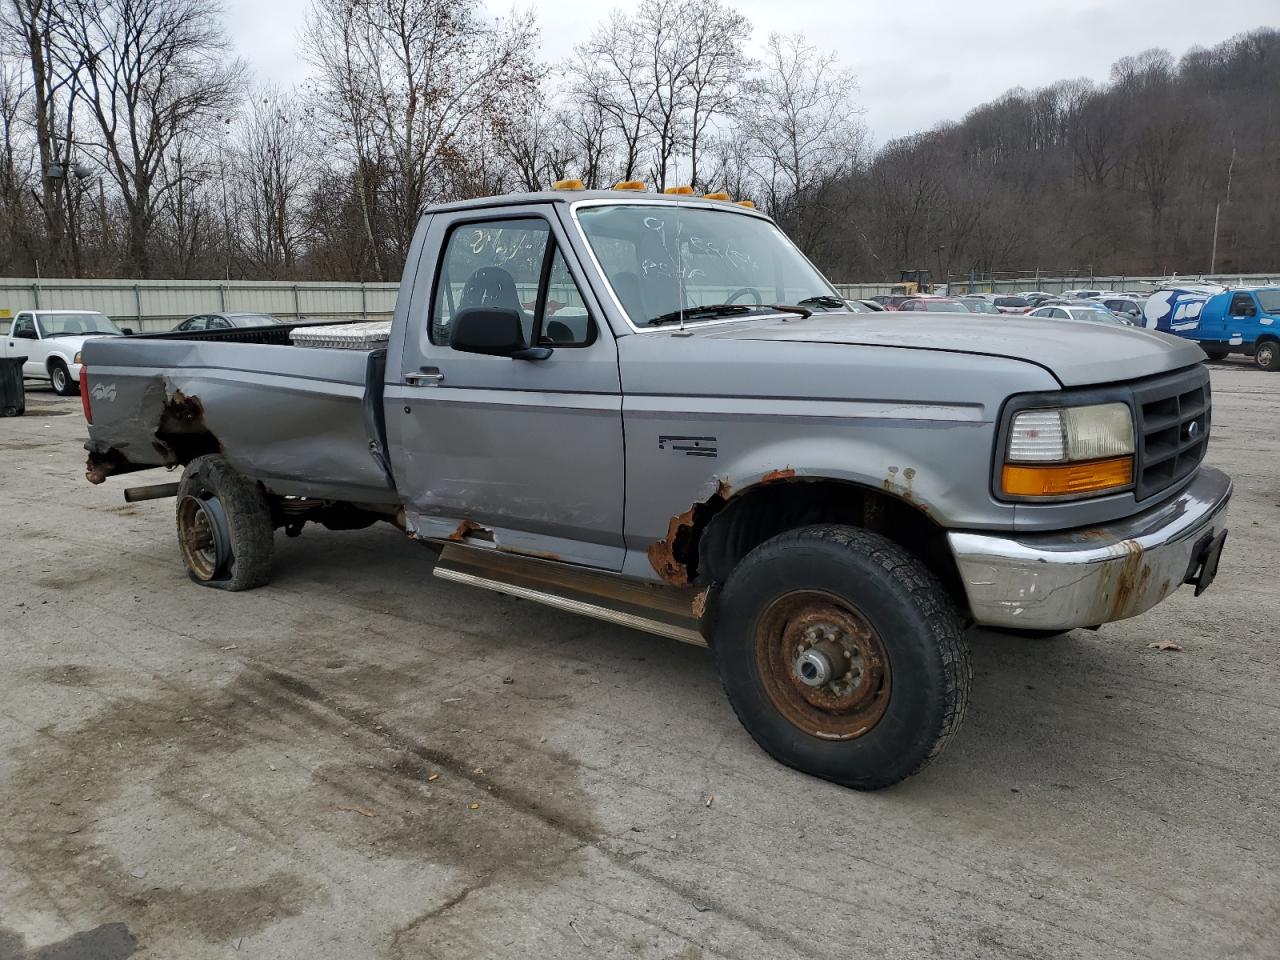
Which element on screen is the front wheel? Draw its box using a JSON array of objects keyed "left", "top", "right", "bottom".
[
  {"left": 1256, "top": 340, "right": 1280, "bottom": 372},
  {"left": 1202, "top": 347, "right": 1230, "bottom": 362},
  {"left": 50, "top": 361, "right": 78, "bottom": 396},
  {"left": 176, "top": 454, "right": 274, "bottom": 591},
  {"left": 713, "top": 525, "right": 971, "bottom": 790}
]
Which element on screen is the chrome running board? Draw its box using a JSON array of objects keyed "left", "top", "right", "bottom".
[{"left": 431, "top": 544, "right": 707, "bottom": 647}]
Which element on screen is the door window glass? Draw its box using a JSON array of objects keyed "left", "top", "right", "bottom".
[
  {"left": 540, "top": 249, "right": 593, "bottom": 346},
  {"left": 207, "top": 316, "right": 231, "bottom": 330},
  {"left": 1229, "top": 294, "right": 1256, "bottom": 317},
  {"left": 12, "top": 314, "right": 36, "bottom": 338},
  {"left": 430, "top": 219, "right": 550, "bottom": 346}
]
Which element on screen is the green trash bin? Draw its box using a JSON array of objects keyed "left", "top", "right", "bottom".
[{"left": 1, "top": 356, "right": 25, "bottom": 417}]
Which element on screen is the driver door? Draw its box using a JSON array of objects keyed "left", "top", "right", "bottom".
[
  {"left": 7, "top": 313, "right": 43, "bottom": 377},
  {"left": 385, "top": 206, "right": 625, "bottom": 570}
]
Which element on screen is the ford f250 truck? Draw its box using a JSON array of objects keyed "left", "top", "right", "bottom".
[{"left": 79, "top": 188, "right": 1231, "bottom": 789}]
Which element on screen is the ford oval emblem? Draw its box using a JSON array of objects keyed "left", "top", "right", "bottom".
[{"left": 1185, "top": 420, "right": 1201, "bottom": 440}]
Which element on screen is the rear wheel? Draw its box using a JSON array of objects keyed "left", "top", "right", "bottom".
[
  {"left": 713, "top": 525, "right": 971, "bottom": 790},
  {"left": 1256, "top": 340, "right": 1280, "bottom": 372},
  {"left": 176, "top": 454, "right": 274, "bottom": 591},
  {"left": 50, "top": 360, "right": 78, "bottom": 396}
]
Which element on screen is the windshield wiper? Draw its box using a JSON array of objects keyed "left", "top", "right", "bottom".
[
  {"left": 798, "top": 295, "right": 849, "bottom": 309},
  {"left": 644, "top": 303, "right": 813, "bottom": 327}
]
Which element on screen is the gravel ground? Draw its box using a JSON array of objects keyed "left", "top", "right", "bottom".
[{"left": 0, "top": 360, "right": 1277, "bottom": 960}]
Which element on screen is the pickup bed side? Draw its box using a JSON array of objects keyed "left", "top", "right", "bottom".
[{"left": 84, "top": 325, "right": 396, "bottom": 504}]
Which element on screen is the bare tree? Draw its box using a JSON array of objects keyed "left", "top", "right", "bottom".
[
  {"left": 303, "top": 0, "right": 541, "bottom": 276},
  {"left": 572, "top": 15, "right": 656, "bottom": 184},
  {"left": 4, "top": 0, "right": 82, "bottom": 273},
  {"left": 741, "top": 33, "right": 866, "bottom": 249},
  {"left": 229, "top": 88, "right": 316, "bottom": 277},
  {"left": 55, "top": 0, "right": 242, "bottom": 276},
  {"left": 683, "top": 0, "right": 751, "bottom": 190}
]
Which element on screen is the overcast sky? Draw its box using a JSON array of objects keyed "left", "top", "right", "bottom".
[{"left": 224, "top": 0, "right": 1276, "bottom": 145}]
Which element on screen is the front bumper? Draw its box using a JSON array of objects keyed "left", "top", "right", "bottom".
[{"left": 949, "top": 467, "right": 1231, "bottom": 630}]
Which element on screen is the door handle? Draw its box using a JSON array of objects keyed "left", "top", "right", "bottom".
[{"left": 405, "top": 368, "right": 444, "bottom": 387}]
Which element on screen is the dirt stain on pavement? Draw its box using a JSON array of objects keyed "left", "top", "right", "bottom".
[{"left": 2, "top": 657, "right": 602, "bottom": 952}]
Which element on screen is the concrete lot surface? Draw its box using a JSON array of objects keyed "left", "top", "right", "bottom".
[{"left": 1, "top": 362, "right": 1277, "bottom": 959}]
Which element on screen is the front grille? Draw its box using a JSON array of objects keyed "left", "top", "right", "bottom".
[{"left": 1132, "top": 366, "right": 1211, "bottom": 501}]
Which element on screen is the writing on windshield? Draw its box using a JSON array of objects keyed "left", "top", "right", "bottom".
[{"left": 577, "top": 203, "right": 838, "bottom": 326}]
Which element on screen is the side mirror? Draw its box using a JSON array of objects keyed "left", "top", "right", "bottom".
[
  {"left": 448, "top": 306, "right": 551, "bottom": 360},
  {"left": 121, "top": 326, "right": 135, "bottom": 336}
]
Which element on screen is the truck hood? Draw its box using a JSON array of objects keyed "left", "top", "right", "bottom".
[
  {"left": 698, "top": 312, "right": 1205, "bottom": 387},
  {"left": 45, "top": 333, "right": 118, "bottom": 357}
]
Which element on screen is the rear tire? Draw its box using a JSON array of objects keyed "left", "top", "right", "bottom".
[
  {"left": 50, "top": 361, "right": 78, "bottom": 396},
  {"left": 712, "top": 524, "right": 971, "bottom": 790},
  {"left": 176, "top": 454, "right": 274, "bottom": 591},
  {"left": 1256, "top": 340, "right": 1280, "bottom": 372}
]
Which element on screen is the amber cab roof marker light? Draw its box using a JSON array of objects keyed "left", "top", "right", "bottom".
[
  {"left": 703, "top": 191, "right": 730, "bottom": 201},
  {"left": 614, "top": 180, "right": 647, "bottom": 191},
  {"left": 551, "top": 179, "right": 584, "bottom": 191},
  {"left": 663, "top": 185, "right": 694, "bottom": 195},
  {"left": 734, "top": 199, "right": 755, "bottom": 208}
]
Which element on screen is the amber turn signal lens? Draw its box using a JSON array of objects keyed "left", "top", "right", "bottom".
[{"left": 1001, "top": 456, "right": 1133, "bottom": 497}]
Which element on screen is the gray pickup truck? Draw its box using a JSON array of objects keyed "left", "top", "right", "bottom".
[{"left": 80, "top": 189, "right": 1231, "bottom": 789}]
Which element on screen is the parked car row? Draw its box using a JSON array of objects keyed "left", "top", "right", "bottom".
[
  {"left": 862, "top": 292, "right": 1143, "bottom": 326},
  {"left": 0, "top": 310, "right": 282, "bottom": 393}
]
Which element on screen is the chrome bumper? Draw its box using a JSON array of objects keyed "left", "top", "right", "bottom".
[{"left": 949, "top": 467, "right": 1232, "bottom": 630}]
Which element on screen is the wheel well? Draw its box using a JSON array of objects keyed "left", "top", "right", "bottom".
[
  {"left": 47, "top": 356, "right": 67, "bottom": 371},
  {"left": 692, "top": 478, "right": 966, "bottom": 610}
]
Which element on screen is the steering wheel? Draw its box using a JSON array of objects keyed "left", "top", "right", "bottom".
[{"left": 725, "top": 287, "right": 763, "bottom": 306}]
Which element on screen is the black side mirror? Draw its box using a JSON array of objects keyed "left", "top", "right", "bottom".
[
  {"left": 121, "top": 326, "right": 135, "bottom": 336},
  {"left": 448, "top": 306, "right": 551, "bottom": 360}
]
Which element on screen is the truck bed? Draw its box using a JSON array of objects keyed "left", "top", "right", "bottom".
[{"left": 82, "top": 322, "right": 398, "bottom": 504}]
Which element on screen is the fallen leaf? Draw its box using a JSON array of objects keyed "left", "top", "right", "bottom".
[
  {"left": 469, "top": 802, "right": 480, "bottom": 810},
  {"left": 336, "top": 804, "right": 378, "bottom": 817},
  {"left": 1147, "top": 641, "right": 1183, "bottom": 652}
]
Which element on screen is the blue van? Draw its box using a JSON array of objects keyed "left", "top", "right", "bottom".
[{"left": 1144, "top": 286, "right": 1280, "bottom": 371}]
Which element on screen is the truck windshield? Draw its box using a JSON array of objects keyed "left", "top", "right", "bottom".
[
  {"left": 575, "top": 203, "right": 842, "bottom": 326},
  {"left": 40, "top": 312, "right": 122, "bottom": 337},
  {"left": 1256, "top": 290, "right": 1280, "bottom": 313}
]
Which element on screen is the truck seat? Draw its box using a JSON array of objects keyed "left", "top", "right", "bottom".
[{"left": 459, "top": 267, "right": 522, "bottom": 314}]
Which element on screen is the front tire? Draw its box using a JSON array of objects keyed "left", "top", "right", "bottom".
[
  {"left": 1202, "top": 347, "right": 1230, "bottom": 362},
  {"left": 1256, "top": 340, "right": 1280, "bottom": 372},
  {"left": 176, "top": 455, "right": 274, "bottom": 591},
  {"left": 713, "top": 525, "right": 971, "bottom": 790},
  {"left": 50, "top": 361, "right": 78, "bottom": 396}
]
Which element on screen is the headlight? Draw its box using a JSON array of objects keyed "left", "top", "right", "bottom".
[
  {"left": 1002, "top": 402, "right": 1134, "bottom": 498},
  {"left": 73, "top": 352, "right": 82, "bottom": 364}
]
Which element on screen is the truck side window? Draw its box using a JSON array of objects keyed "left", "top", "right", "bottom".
[
  {"left": 539, "top": 249, "right": 594, "bottom": 347},
  {"left": 1229, "top": 294, "right": 1256, "bottom": 318},
  {"left": 430, "top": 218, "right": 550, "bottom": 346}
]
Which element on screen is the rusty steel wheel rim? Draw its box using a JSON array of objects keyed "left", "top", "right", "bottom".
[
  {"left": 754, "top": 590, "right": 892, "bottom": 741},
  {"left": 177, "top": 494, "right": 226, "bottom": 582}
]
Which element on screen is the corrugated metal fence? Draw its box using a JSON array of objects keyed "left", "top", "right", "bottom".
[
  {"left": 834, "top": 273, "right": 1280, "bottom": 299},
  {"left": 4, "top": 273, "right": 1277, "bottom": 333},
  {"left": 0, "top": 277, "right": 400, "bottom": 333}
]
